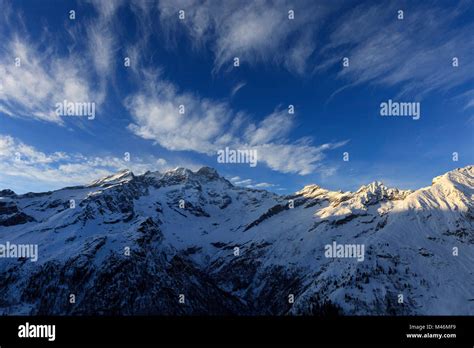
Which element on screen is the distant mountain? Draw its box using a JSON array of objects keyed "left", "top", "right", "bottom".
[{"left": 0, "top": 165, "right": 473, "bottom": 315}]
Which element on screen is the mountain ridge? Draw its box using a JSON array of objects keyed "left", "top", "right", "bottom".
[{"left": 0, "top": 165, "right": 472, "bottom": 315}]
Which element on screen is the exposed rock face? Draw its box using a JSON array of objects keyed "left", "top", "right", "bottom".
[{"left": 0, "top": 166, "right": 473, "bottom": 315}]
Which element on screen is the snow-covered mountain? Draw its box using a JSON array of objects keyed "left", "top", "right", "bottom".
[{"left": 0, "top": 165, "right": 473, "bottom": 315}]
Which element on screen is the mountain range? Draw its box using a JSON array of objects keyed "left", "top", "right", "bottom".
[{"left": 0, "top": 165, "right": 473, "bottom": 315}]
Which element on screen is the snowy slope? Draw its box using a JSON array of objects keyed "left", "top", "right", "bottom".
[{"left": 0, "top": 165, "right": 472, "bottom": 315}]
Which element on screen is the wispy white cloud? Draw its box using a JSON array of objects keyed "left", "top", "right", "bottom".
[
  {"left": 125, "top": 71, "right": 347, "bottom": 175},
  {"left": 125, "top": 72, "right": 237, "bottom": 154},
  {"left": 0, "top": 1, "right": 117, "bottom": 124},
  {"left": 0, "top": 0, "right": 131, "bottom": 124},
  {"left": 253, "top": 182, "right": 275, "bottom": 188},
  {"left": 0, "top": 37, "right": 96, "bottom": 124},
  {"left": 243, "top": 109, "right": 293, "bottom": 146},
  {"left": 87, "top": 25, "right": 116, "bottom": 79},
  {"left": 88, "top": 0, "right": 124, "bottom": 20},
  {"left": 231, "top": 82, "right": 246, "bottom": 97},
  {"left": 86, "top": 0, "right": 124, "bottom": 79},
  {"left": 229, "top": 176, "right": 277, "bottom": 189},
  {"left": 132, "top": 0, "right": 474, "bottom": 106},
  {"left": 252, "top": 141, "right": 347, "bottom": 176},
  {"left": 455, "top": 89, "right": 474, "bottom": 111},
  {"left": 234, "top": 179, "right": 253, "bottom": 186},
  {"left": 0, "top": 134, "right": 173, "bottom": 192},
  {"left": 321, "top": 1, "right": 474, "bottom": 102},
  {"left": 156, "top": 0, "right": 334, "bottom": 75}
]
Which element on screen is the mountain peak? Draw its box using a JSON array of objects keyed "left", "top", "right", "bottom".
[
  {"left": 297, "top": 184, "right": 325, "bottom": 197},
  {"left": 354, "top": 181, "right": 412, "bottom": 204},
  {"left": 357, "top": 181, "right": 387, "bottom": 194},
  {"left": 0, "top": 189, "right": 16, "bottom": 197},
  {"left": 196, "top": 166, "right": 220, "bottom": 180},
  {"left": 432, "top": 165, "right": 474, "bottom": 186},
  {"left": 159, "top": 166, "right": 229, "bottom": 186},
  {"left": 429, "top": 165, "right": 474, "bottom": 199},
  {"left": 88, "top": 169, "right": 134, "bottom": 187},
  {"left": 171, "top": 167, "right": 192, "bottom": 174}
]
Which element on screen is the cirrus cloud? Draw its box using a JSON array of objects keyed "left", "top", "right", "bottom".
[
  {"left": 125, "top": 71, "right": 347, "bottom": 175},
  {"left": 0, "top": 134, "right": 174, "bottom": 192}
]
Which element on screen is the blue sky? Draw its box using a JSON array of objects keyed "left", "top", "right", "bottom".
[{"left": 0, "top": 0, "right": 473, "bottom": 194}]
